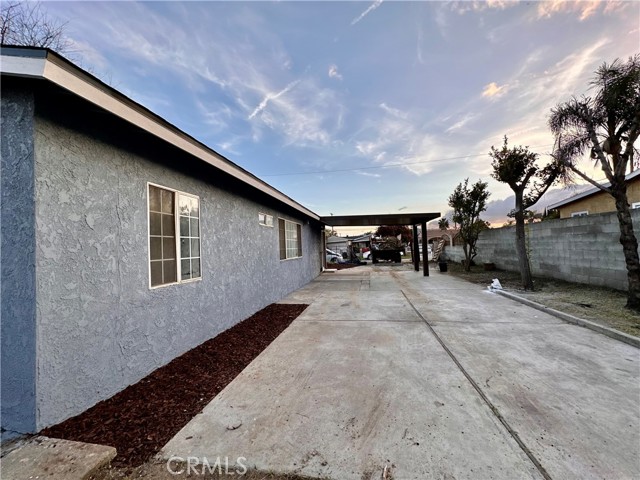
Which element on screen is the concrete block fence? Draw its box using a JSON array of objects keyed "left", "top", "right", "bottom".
[{"left": 440, "top": 209, "right": 639, "bottom": 291}]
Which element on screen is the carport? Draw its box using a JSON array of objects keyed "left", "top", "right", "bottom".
[{"left": 320, "top": 213, "right": 440, "bottom": 275}]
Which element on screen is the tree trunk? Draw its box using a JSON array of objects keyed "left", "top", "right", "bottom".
[
  {"left": 463, "top": 244, "right": 471, "bottom": 272},
  {"left": 514, "top": 210, "right": 534, "bottom": 290},
  {"left": 611, "top": 185, "right": 640, "bottom": 311}
]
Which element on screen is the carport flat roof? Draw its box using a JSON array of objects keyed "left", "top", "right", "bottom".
[{"left": 321, "top": 213, "right": 440, "bottom": 227}]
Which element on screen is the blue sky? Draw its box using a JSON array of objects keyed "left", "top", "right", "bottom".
[{"left": 46, "top": 1, "right": 639, "bottom": 231}]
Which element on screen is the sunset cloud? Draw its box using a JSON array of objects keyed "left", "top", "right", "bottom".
[{"left": 482, "top": 82, "right": 509, "bottom": 98}]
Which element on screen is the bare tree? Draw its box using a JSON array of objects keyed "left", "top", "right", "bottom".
[
  {"left": 1, "top": 1, "right": 69, "bottom": 52},
  {"left": 549, "top": 55, "right": 640, "bottom": 310}
]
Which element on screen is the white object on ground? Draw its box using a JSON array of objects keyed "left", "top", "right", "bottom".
[{"left": 489, "top": 279, "right": 503, "bottom": 291}]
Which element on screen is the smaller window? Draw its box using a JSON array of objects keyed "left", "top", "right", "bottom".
[
  {"left": 632, "top": 202, "right": 640, "bottom": 209},
  {"left": 571, "top": 210, "right": 589, "bottom": 218},
  {"left": 259, "top": 213, "right": 274, "bottom": 227}
]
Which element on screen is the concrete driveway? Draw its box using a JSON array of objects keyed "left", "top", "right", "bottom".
[{"left": 161, "top": 266, "right": 640, "bottom": 479}]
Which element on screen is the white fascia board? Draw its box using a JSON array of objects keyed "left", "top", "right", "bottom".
[
  {"left": 0, "top": 54, "right": 46, "bottom": 78},
  {"left": 2, "top": 52, "right": 319, "bottom": 221}
]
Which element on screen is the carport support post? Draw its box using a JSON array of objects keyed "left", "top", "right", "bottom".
[
  {"left": 412, "top": 224, "right": 419, "bottom": 271},
  {"left": 421, "top": 222, "right": 429, "bottom": 276}
]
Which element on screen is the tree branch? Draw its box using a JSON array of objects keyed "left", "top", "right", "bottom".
[{"left": 568, "top": 165, "right": 612, "bottom": 194}]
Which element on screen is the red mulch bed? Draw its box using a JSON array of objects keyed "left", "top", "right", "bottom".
[{"left": 41, "top": 303, "right": 308, "bottom": 469}]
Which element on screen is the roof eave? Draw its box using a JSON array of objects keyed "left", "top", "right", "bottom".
[{"left": 0, "top": 47, "right": 320, "bottom": 222}]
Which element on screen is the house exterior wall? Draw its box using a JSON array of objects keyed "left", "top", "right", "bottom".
[
  {"left": 29, "top": 112, "right": 321, "bottom": 429},
  {"left": 444, "top": 211, "right": 640, "bottom": 291},
  {"left": 557, "top": 180, "right": 640, "bottom": 218},
  {"left": 1, "top": 87, "right": 38, "bottom": 434}
]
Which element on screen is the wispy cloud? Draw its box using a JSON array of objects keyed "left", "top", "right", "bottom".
[
  {"left": 379, "top": 102, "right": 407, "bottom": 119},
  {"left": 248, "top": 79, "right": 301, "bottom": 120},
  {"left": 73, "top": 2, "right": 344, "bottom": 148},
  {"left": 328, "top": 64, "right": 343, "bottom": 80},
  {"left": 445, "top": 113, "right": 477, "bottom": 133},
  {"left": 416, "top": 22, "right": 424, "bottom": 64},
  {"left": 357, "top": 171, "right": 382, "bottom": 178},
  {"left": 450, "top": 0, "right": 515, "bottom": 14},
  {"left": 351, "top": 0, "right": 383, "bottom": 26},
  {"left": 354, "top": 111, "right": 473, "bottom": 177},
  {"left": 537, "top": 0, "right": 628, "bottom": 21}
]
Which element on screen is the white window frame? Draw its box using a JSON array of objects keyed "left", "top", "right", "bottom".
[
  {"left": 570, "top": 210, "right": 589, "bottom": 218},
  {"left": 147, "top": 182, "right": 202, "bottom": 289},
  {"left": 278, "top": 218, "right": 302, "bottom": 260},
  {"left": 258, "top": 212, "right": 274, "bottom": 227}
]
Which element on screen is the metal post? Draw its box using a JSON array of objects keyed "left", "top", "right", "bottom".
[
  {"left": 421, "top": 222, "right": 429, "bottom": 277},
  {"left": 412, "top": 224, "right": 419, "bottom": 271}
]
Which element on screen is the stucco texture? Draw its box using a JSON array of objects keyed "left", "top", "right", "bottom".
[
  {"left": 32, "top": 113, "right": 321, "bottom": 429},
  {"left": 1, "top": 86, "right": 38, "bottom": 434}
]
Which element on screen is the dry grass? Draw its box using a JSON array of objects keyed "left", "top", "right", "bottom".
[{"left": 444, "top": 261, "right": 640, "bottom": 337}]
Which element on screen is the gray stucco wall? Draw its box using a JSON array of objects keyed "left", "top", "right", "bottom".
[
  {"left": 442, "top": 211, "right": 639, "bottom": 291},
  {"left": 32, "top": 115, "right": 321, "bottom": 429},
  {"left": 1, "top": 87, "right": 38, "bottom": 434}
]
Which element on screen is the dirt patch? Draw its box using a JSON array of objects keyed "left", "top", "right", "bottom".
[
  {"left": 41, "top": 303, "right": 308, "bottom": 470},
  {"left": 444, "top": 261, "right": 640, "bottom": 337},
  {"left": 327, "top": 262, "right": 361, "bottom": 270}
]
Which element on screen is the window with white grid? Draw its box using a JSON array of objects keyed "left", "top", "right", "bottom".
[
  {"left": 278, "top": 218, "right": 302, "bottom": 260},
  {"left": 148, "top": 183, "right": 201, "bottom": 288}
]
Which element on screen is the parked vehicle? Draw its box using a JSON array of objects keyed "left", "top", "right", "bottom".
[
  {"left": 326, "top": 249, "right": 344, "bottom": 264},
  {"left": 369, "top": 236, "right": 404, "bottom": 264}
]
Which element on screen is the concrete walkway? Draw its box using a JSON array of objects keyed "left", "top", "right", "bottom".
[{"left": 161, "top": 266, "right": 640, "bottom": 479}]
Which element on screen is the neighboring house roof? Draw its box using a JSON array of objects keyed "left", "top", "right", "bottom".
[
  {"left": 0, "top": 46, "right": 319, "bottom": 222},
  {"left": 351, "top": 234, "right": 371, "bottom": 243},
  {"left": 326, "top": 236, "right": 349, "bottom": 244},
  {"left": 547, "top": 169, "right": 640, "bottom": 210}
]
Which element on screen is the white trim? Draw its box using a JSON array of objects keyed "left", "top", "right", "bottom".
[
  {"left": 570, "top": 210, "right": 589, "bottom": 218},
  {"left": 632, "top": 202, "right": 640, "bottom": 209},
  {"left": 1, "top": 49, "right": 319, "bottom": 222},
  {"left": 147, "top": 182, "right": 202, "bottom": 289},
  {"left": 1, "top": 54, "right": 46, "bottom": 78}
]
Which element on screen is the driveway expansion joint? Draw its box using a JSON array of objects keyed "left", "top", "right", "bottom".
[{"left": 401, "top": 289, "right": 554, "bottom": 480}]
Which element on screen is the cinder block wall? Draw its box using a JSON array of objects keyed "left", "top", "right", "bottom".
[{"left": 443, "top": 211, "right": 638, "bottom": 291}]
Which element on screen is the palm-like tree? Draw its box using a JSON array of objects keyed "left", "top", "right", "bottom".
[{"left": 549, "top": 55, "right": 640, "bottom": 310}]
